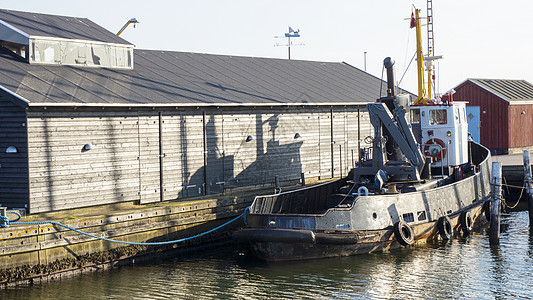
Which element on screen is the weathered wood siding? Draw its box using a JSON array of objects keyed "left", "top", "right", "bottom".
[
  {"left": 0, "top": 92, "right": 29, "bottom": 209},
  {"left": 24, "top": 106, "right": 371, "bottom": 213},
  {"left": 138, "top": 113, "right": 161, "bottom": 204},
  {"left": 454, "top": 81, "right": 510, "bottom": 152},
  {"left": 508, "top": 105, "right": 533, "bottom": 149},
  {"left": 26, "top": 112, "right": 143, "bottom": 212}
]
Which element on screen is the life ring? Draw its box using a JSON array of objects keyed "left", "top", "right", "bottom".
[
  {"left": 437, "top": 216, "right": 453, "bottom": 240},
  {"left": 393, "top": 220, "right": 415, "bottom": 246},
  {"left": 424, "top": 138, "right": 447, "bottom": 162},
  {"left": 460, "top": 211, "right": 473, "bottom": 235}
]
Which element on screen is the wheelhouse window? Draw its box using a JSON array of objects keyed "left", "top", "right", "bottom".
[
  {"left": 429, "top": 109, "right": 447, "bottom": 125},
  {"left": 411, "top": 108, "right": 420, "bottom": 124}
]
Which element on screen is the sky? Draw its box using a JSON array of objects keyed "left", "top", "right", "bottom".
[{"left": 2, "top": 0, "right": 532, "bottom": 95}]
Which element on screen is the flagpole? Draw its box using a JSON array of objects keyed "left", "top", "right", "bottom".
[{"left": 288, "top": 36, "right": 291, "bottom": 60}]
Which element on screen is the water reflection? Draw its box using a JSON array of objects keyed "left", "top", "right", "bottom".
[{"left": 4, "top": 212, "right": 533, "bottom": 299}]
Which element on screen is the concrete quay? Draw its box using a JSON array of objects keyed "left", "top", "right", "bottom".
[
  {"left": 492, "top": 153, "right": 528, "bottom": 167},
  {"left": 0, "top": 189, "right": 257, "bottom": 287},
  {"left": 493, "top": 153, "right": 530, "bottom": 187}
]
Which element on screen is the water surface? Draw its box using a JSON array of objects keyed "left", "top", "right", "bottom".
[{"left": 4, "top": 211, "right": 533, "bottom": 299}]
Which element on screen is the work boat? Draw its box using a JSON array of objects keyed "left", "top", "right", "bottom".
[{"left": 233, "top": 8, "right": 492, "bottom": 261}]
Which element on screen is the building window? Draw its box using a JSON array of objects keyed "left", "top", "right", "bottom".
[{"left": 29, "top": 38, "right": 133, "bottom": 69}]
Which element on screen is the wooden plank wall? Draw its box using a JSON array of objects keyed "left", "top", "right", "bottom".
[
  {"left": 318, "top": 111, "right": 333, "bottom": 178},
  {"left": 27, "top": 112, "right": 142, "bottom": 211},
  {"left": 0, "top": 92, "right": 29, "bottom": 209},
  {"left": 507, "top": 105, "right": 533, "bottom": 149},
  {"left": 25, "top": 106, "right": 371, "bottom": 213},
  {"left": 454, "top": 81, "right": 510, "bottom": 152},
  {"left": 138, "top": 113, "right": 160, "bottom": 204}
]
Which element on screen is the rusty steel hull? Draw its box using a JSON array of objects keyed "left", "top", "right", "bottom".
[
  {"left": 234, "top": 142, "right": 492, "bottom": 261},
  {"left": 248, "top": 203, "right": 486, "bottom": 261}
]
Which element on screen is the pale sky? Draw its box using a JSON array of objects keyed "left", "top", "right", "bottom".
[{"left": 3, "top": 0, "right": 532, "bottom": 95}]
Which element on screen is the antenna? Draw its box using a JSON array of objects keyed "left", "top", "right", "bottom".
[
  {"left": 364, "top": 51, "right": 367, "bottom": 71},
  {"left": 274, "top": 26, "right": 304, "bottom": 60},
  {"left": 425, "top": 0, "right": 442, "bottom": 99},
  {"left": 427, "top": 0, "right": 434, "bottom": 56}
]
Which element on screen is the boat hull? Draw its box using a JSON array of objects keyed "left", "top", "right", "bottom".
[
  {"left": 244, "top": 202, "right": 487, "bottom": 261},
  {"left": 234, "top": 141, "right": 492, "bottom": 261}
]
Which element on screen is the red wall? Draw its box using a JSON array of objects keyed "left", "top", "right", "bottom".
[{"left": 454, "top": 81, "right": 509, "bottom": 151}]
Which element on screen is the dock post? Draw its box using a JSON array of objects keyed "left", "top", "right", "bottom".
[
  {"left": 523, "top": 151, "right": 533, "bottom": 227},
  {"left": 489, "top": 162, "right": 502, "bottom": 245},
  {"left": 300, "top": 172, "right": 306, "bottom": 186}
]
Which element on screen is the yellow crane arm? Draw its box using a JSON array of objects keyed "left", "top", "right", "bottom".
[
  {"left": 116, "top": 18, "right": 139, "bottom": 36},
  {"left": 413, "top": 9, "right": 428, "bottom": 105}
]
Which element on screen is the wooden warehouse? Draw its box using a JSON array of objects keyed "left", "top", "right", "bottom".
[
  {"left": 454, "top": 78, "right": 533, "bottom": 154},
  {"left": 0, "top": 9, "right": 395, "bottom": 214}
]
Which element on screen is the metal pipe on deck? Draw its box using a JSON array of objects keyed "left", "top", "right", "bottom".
[
  {"left": 384, "top": 57, "right": 396, "bottom": 98},
  {"left": 381, "top": 57, "right": 404, "bottom": 163}
]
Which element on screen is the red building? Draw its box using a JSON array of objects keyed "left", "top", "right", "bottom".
[{"left": 454, "top": 79, "right": 533, "bottom": 154}]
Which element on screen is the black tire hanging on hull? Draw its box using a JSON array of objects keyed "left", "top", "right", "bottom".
[
  {"left": 437, "top": 216, "right": 453, "bottom": 240},
  {"left": 394, "top": 220, "right": 415, "bottom": 246},
  {"left": 460, "top": 211, "right": 473, "bottom": 235}
]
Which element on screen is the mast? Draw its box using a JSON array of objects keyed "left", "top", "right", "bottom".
[
  {"left": 427, "top": 0, "right": 434, "bottom": 57},
  {"left": 426, "top": 0, "right": 434, "bottom": 100}
]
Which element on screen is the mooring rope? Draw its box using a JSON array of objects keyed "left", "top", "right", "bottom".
[
  {"left": 501, "top": 182, "right": 524, "bottom": 209},
  {"left": 488, "top": 182, "right": 526, "bottom": 209},
  {"left": 0, "top": 207, "right": 250, "bottom": 246}
]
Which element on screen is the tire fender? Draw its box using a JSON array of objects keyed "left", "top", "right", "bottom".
[
  {"left": 393, "top": 220, "right": 415, "bottom": 246},
  {"left": 460, "top": 211, "right": 473, "bottom": 234},
  {"left": 437, "top": 216, "right": 453, "bottom": 240}
]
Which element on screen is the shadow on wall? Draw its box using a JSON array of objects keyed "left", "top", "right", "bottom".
[{"left": 181, "top": 113, "right": 303, "bottom": 197}]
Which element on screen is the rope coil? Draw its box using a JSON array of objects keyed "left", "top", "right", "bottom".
[{"left": 0, "top": 207, "right": 251, "bottom": 246}]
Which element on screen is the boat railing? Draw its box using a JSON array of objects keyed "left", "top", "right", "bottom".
[{"left": 251, "top": 179, "right": 346, "bottom": 215}]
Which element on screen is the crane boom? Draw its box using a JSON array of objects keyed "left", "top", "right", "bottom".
[
  {"left": 413, "top": 9, "right": 428, "bottom": 104},
  {"left": 117, "top": 18, "right": 139, "bottom": 36}
]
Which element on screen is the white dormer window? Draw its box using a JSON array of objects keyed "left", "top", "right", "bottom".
[
  {"left": 29, "top": 37, "right": 133, "bottom": 69},
  {"left": 0, "top": 11, "right": 134, "bottom": 70}
]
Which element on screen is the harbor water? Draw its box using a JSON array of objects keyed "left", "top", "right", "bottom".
[{"left": 3, "top": 210, "right": 533, "bottom": 299}]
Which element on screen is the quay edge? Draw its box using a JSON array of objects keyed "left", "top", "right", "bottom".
[{"left": 0, "top": 191, "right": 256, "bottom": 287}]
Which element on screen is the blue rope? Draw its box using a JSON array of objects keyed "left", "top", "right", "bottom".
[{"left": 0, "top": 207, "right": 251, "bottom": 246}]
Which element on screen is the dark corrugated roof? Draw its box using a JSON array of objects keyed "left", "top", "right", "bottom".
[
  {"left": 0, "top": 48, "right": 398, "bottom": 106},
  {"left": 0, "top": 9, "right": 131, "bottom": 45},
  {"left": 468, "top": 79, "right": 533, "bottom": 102}
]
